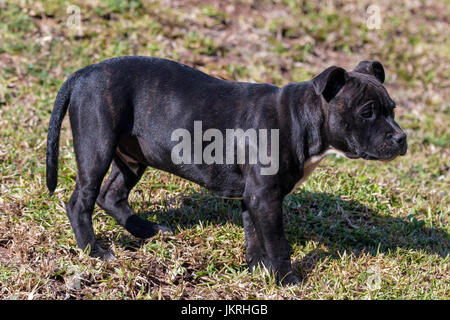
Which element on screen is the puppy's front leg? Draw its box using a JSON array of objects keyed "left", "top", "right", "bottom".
[{"left": 242, "top": 182, "right": 299, "bottom": 285}]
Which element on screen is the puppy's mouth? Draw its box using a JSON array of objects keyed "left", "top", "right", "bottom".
[
  {"left": 344, "top": 149, "right": 386, "bottom": 160},
  {"left": 361, "top": 152, "right": 382, "bottom": 160},
  {"left": 379, "top": 155, "right": 398, "bottom": 162},
  {"left": 399, "top": 143, "right": 408, "bottom": 156},
  {"left": 360, "top": 151, "right": 401, "bottom": 161},
  {"left": 345, "top": 138, "right": 407, "bottom": 161},
  {"left": 344, "top": 152, "right": 360, "bottom": 159}
]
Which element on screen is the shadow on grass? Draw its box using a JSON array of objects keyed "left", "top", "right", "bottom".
[{"left": 115, "top": 189, "right": 449, "bottom": 280}]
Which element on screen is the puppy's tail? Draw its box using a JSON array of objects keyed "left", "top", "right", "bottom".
[{"left": 46, "top": 74, "right": 76, "bottom": 196}]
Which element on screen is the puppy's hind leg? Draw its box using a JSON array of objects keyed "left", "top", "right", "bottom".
[
  {"left": 66, "top": 135, "right": 116, "bottom": 260},
  {"left": 97, "top": 156, "right": 172, "bottom": 239}
]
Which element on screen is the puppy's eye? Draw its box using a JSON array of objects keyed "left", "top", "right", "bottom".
[{"left": 360, "top": 109, "right": 374, "bottom": 119}]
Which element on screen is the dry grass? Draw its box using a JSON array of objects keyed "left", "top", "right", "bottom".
[{"left": 0, "top": 0, "right": 449, "bottom": 299}]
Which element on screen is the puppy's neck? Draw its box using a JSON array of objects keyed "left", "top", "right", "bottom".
[{"left": 280, "top": 82, "right": 330, "bottom": 163}]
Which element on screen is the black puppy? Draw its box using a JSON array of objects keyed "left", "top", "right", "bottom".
[{"left": 46, "top": 57, "right": 407, "bottom": 284}]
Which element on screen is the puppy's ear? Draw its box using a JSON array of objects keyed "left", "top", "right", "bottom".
[
  {"left": 353, "top": 61, "right": 385, "bottom": 83},
  {"left": 312, "top": 66, "right": 348, "bottom": 103}
]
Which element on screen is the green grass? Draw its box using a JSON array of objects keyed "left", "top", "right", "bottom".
[{"left": 0, "top": 0, "right": 449, "bottom": 299}]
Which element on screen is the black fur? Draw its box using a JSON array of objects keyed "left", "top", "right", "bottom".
[{"left": 46, "top": 57, "right": 407, "bottom": 284}]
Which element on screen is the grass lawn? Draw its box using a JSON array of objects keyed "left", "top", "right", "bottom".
[{"left": 0, "top": 0, "right": 448, "bottom": 299}]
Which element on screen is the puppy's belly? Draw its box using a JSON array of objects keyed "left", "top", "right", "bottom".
[{"left": 290, "top": 147, "right": 346, "bottom": 194}]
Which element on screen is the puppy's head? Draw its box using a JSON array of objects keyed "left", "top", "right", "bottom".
[{"left": 312, "top": 61, "right": 407, "bottom": 161}]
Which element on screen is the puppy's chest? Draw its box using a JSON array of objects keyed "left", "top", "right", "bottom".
[{"left": 290, "top": 148, "right": 344, "bottom": 193}]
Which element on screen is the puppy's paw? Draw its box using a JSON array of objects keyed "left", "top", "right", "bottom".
[
  {"left": 89, "top": 243, "right": 116, "bottom": 261},
  {"left": 247, "top": 258, "right": 300, "bottom": 286},
  {"left": 125, "top": 215, "right": 172, "bottom": 239},
  {"left": 278, "top": 271, "right": 301, "bottom": 286},
  {"left": 156, "top": 224, "right": 173, "bottom": 236}
]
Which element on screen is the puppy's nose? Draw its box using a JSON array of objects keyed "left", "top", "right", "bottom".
[{"left": 392, "top": 132, "right": 407, "bottom": 146}]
